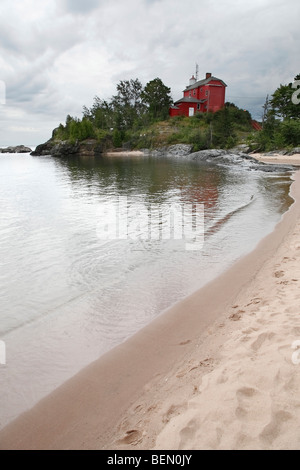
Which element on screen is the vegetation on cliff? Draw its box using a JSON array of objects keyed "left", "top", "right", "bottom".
[
  {"left": 256, "top": 73, "right": 300, "bottom": 151},
  {"left": 48, "top": 73, "right": 299, "bottom": 154},
  {"left": 53, "top": 77, "right": 172, "bottom": 147},
  {"left": 51, "top": 76, "right": 253, "bottom": 152}
]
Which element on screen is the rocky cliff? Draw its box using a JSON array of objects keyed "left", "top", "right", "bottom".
[{"left": 31, "top": 139, "right": 103, "bottom": 157}]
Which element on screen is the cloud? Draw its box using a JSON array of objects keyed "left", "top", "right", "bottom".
[
  {"left": 61, "top": 0, "right": 101, "bottom": 14},
  {"left": 0, "top": 0, "right": 299, "bottom": 146}
]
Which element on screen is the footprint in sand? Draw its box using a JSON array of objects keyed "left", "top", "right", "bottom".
[
  {"left": 163, "top": 404, "right": 187, "bottom": 424},
  {"left": 274, "top": 270, "right": 285, "bottom": 278},
  {"left": 235, "top": 386, "right": 258, "bottom": 419},
  {"left": 251, "top": 332, "right": 275, "bottom": 352},
  {"left": 134, "top": 404, "right": 143, "bottom": 412},
  {"left": 259, "top": 410, "right": 292, "bottom": 446},
  {"left": 229, "top": 310, "right": 245, "bottom": 321},
  {"left": 117, "top": 429, "right": 142, "bottom": 445},
  {"left": 179, "top": 417, "right": 198, "bottom": 445},
  {"left": 249, "top": 298, "right": 262, "bottom": 305}
]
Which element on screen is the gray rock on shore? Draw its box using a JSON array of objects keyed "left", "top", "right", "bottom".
[
  {"left": 31, "top": 139, "right": 103, "bottom": 157},
  {"left": 144, "top": 144, "right": 193, "bottom": 157},
  {"left": 0, "top": 145, "right": 32, "bottom": 153}
]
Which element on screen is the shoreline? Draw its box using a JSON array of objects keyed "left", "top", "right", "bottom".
[
  {"left": 101, "top": 148, "right": 300, "bottom": 166},
  {"left": 103, "top": 150, "right": 145, "bottom": 157},
  {"left": 108, "top": 168, "right": 300, "bottom": 450},
  {"left": 251, "top": 152, "right": 300, "bottom": 166},
  {"left": 1, "top": 163, "right": 300, "bottom": 449}
]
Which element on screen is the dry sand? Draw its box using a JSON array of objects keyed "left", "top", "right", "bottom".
[
  {"left": 251, "top": 152, "right": 300, "bottom": 166},
  {"left": 103, "top": 150, "right": 145, "bottom": 157},
  {"left": 1, "top": 157, "right": 300, "bottom": 450}
]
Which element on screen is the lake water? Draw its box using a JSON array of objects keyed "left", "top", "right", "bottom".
[{"left": 0, "top": 151, "right": 293, "bottom": 429}]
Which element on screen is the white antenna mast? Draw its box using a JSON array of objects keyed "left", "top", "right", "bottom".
[{"left": 195, "top": 63, "right": 199, "bottom": 81}]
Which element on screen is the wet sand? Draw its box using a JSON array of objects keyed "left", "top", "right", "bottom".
[{"left": 1, "top": 160, "right": 300, "bottom": 450}]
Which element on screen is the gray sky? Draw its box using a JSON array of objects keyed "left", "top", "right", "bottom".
[{"left": 0, "top": 0, "right": 299, "bottom": 147}]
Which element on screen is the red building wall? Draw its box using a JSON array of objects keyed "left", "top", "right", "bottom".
[
  {"left": 206, "top": 85, "right": 226, "bottom": 112},
  {"left": 170, "top": 75, "right": 226, "bottom": 117},
  {"left": 169, "top": 101, "right": 198, "bottom": 117}
]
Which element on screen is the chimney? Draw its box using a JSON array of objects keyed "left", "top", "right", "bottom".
[{"left": 206, "top": 72, "right": 212, "bottom": 79}]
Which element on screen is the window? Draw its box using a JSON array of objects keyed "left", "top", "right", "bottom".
[
  {"left": 197, "top": 104, "right": 200, "bottom": 110},
  {"left": 205, "top": 90, "right": 208, "bottom": 96},
  {"left": 193, "top": 89, "right": 196, "bottom": 96}
]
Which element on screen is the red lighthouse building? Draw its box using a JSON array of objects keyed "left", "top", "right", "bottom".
[{"left": 169, "top": 72, "right": 227, "bottom": 117}]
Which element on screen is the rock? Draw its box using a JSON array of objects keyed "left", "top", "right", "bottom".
[
  {"left": 229, "top": 144, "right": 251, "bottom": 154},
  {"left": 0, "top": 145, "right": 32, "bottom": 153},
  {"left": 30, "top": 141, "right": 55, "bottom": 156},
  {"left": 145, "top": 144, "right": 193, "bottom": 157},
  {"left": 31, "top": 139, "right": 103, "bottom": 157},
  {"left": 188, "top": 149, "right": 229, "bottom": 160},
  {"left": 288, "top": 147, "right": 300, "bottom": 155}
]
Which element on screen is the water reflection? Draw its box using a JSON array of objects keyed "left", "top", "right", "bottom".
[{"left": 0, "top": 152, "right": 294, "bottom": 430}]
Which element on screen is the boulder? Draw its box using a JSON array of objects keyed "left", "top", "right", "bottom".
[
  {"left": 229, "top": 144, "right": 252, "bottom": 154},
  {"left": 0, "top": 145, "right": 32, "bottom": 153},
  {"left": 31, "top": 139, "right": 103, "bottom": 157},
  {"left": 188, "top": 149, "right": 229, "bottom": 161},
  {"left": 289, "top": 147, "right": 300, "bottom": 155},
  {"left": 30, "top": 141, "right": 55, "bottom": 156},
  {"left": 144, "top": 144, "right": 193, "bottom": 157}
]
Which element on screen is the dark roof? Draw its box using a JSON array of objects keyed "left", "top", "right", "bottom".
[
  {"left": 174, "top": 97, "right": 207, "bottom": 105},
  {"left": 184, "top": 76, "right": 227, "bottom": 91}
]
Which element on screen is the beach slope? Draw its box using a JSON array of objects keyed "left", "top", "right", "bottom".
[{"left": 0, "top": 167, "right": 300, "bottom": 450}]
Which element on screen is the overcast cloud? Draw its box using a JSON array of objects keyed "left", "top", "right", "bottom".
[{"left": 0, "top": 0, "right": 299, "bottom": 146}]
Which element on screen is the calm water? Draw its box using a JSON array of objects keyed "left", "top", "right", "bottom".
[{"left": 0, "top": 152, "right": 293, "bottom": 428}]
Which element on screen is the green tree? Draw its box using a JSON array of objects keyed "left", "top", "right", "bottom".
[
  {"left": 280, "top": 120, "right": 300, "bottom": 146},
  {"left": 83, "top": 97, "right": 114, "bottom": 130},
  {"left": 269, "top": 74, "right": 300, "bottom": 120},
  {"left": 213, "top": 104, "right": 237, "bottom": 148},
  {"left": 257, "top": 73, "right": 300, "bottom": 150},
  {"left": 111, "top": 78, "right": 145, "bottom": 130},
  {"left": 141, "top": 77, "right": 173, "bottom": 121},
  {"left": 112, "top": 128, "right": 122, "bottom": 147},
  {"left": 80, "top": 117, "right": 95, "bottom": 140}
]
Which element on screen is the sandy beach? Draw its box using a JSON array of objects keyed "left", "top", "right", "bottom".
[
  {"left": 103, "top": 150, "right": 145, "bottom": 157},
  {"left": 1, "top": 154, "right": 300, "bottom": 450},
  {"left": 251, "top": 152, "right": 300, "bottom": 167}
]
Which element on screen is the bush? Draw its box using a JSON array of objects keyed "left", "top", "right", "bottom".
[
  {"left": 280, "top": 120, "right": 300, "bottom": 147},
  {"left": 112, "top": 129, "right": 123, "bottom": 147}
]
